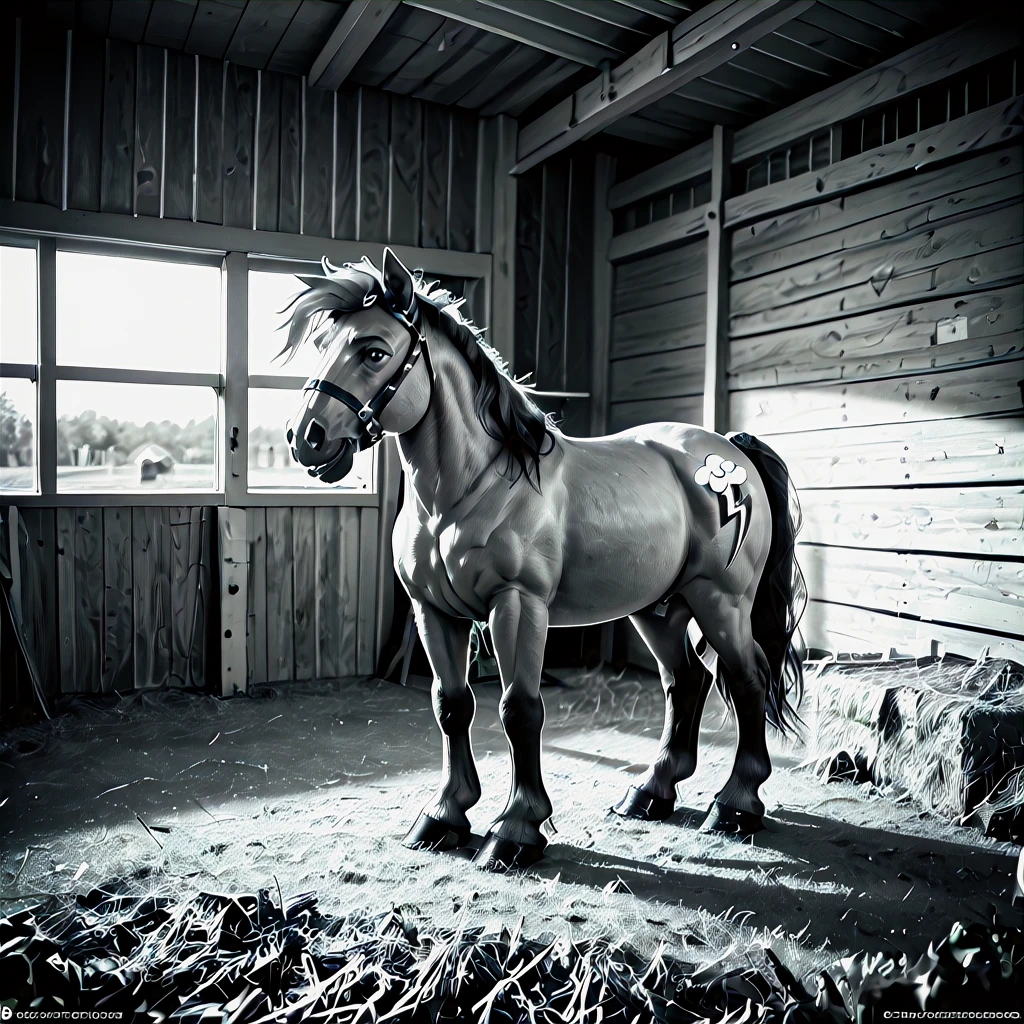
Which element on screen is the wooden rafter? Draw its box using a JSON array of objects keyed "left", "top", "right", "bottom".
[
  {"left": 308, "top": 0, "right": 400, "bottom": 91},
  {"left": 513, "top": 0, "right": 814, "bottom": 172}
]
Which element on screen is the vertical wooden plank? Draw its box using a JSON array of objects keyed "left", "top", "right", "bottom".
[
  {"left": 314, "top": 506, "right": 342, "bottom": 679},
  {"left": 265, "top": 506, "right": 294, "bottom": 682},
  {"left": 19, "top": 509, "right": 59, "bottom": 697},
  {"left": 420, "top": 103, "right": 449, "bottom": 249},
  {"left": 357, "top": 86, "right": 390, "bottom": 243},
  {"left": 490, "top": 115, "right": 517, "bottom": 368},
  {"left": 333, "top": 86, "right": 358, "bottom": 240},
  {"left": 563, "top": 152, "right": 594, "bottom": 434},
  {"left": 100, "top": 37, "right": 135, "bottom": 215},
  {"left": 591, "top": 153, "right": 615, "bottom": 435},
  {"left": 163, "top": 50, "right": 196, "bottom": 220},
  {"left": 387, "top": 94, "right": 422, "bottom": 246},
  {"left": 134, "top": 43, "right": 164, "bottom": 217},
  {"left": 15, "top": 21, "right": 66, "bottom": 207},
  {"left": 514, "top": 164, "right": 543, "bottom": 382},
  {"left": 169, "top": 506, "right": 192, "bottom": 686},
  {"left": 74, "top": 508, "right": 103, "bottom": 693},
  {"left": 217, "top": 506, "right": 247, "bottom": 696},
  {"left": 703, "top": 125, "right": 731, "bottom": 434},
  {"left": 448, "top": 109, "right": 478, "bottom": 252},
  {"left": 302, "top": 81, "right": 335, "bottom": 238},
  {"left": 255, "top": 69, "right": 281, "bottom": 232},
  {"left": 292, "top": 506, "right": 316, "bottom": 681},
  {"left": 102, "top": 506, "right": 133, "bottom": 693},
  {"left": 535, "top": 159, "right": 569, "bottom": 391},
  {"left": 340, "top": 505, "right": 360, "bottom": 677},
  {"left": 222, "top": 61, "right": 257, "bottom": 228},
  {"left": 56, "top": 507, "right": 76, "bottom": 692},
  {"left": 133, "top": 506, "right": 171, "bottom": 689},
  {"left": 355, "top": 506, "right": 377, "bottom": 677},
  {"left": 195, "top": 55, "right": 223, "bottom": 224},
  {"left": 246, "top": 506, "right": 268, "bottom": 685},
  {"left": 278, "top": 73, "right": 302, "bottom": 235},
  {"left": 475, "top": 116, "right": 496, "bottom": 255},
  {"left": 0, "top": 12, "right": 16, "bottom": 202},
  {"left": 66, "top": 28, "right": 105, "bottom": 212},
  {"left": 185, "top": 507, "right": 207, "bottom": 686}
]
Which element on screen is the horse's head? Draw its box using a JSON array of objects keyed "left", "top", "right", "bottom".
[{"left": 282, "top": 249, "right": 431, "bottom": 483}]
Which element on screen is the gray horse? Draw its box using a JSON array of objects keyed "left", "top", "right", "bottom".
[{"left": 284, "top": 250, "right": 806, "bottom": 872}]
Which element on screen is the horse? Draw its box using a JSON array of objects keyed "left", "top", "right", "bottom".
[{"left": 282, "top": 248, "right": 806, "bottom": 872}]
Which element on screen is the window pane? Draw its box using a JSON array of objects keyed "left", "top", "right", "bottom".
[
  {"left": 248, "top": 270, "right": 321, "bottom": 377},
  {"left": 57, "top": 251, "right": 222, "bottom": 372},
  {"left": 248, "top": 387, "right": 374, "bottom": 492},
  {"left": 0, "top": 377, "right": 37, "bottom": 492},
  {"left": 0, "top": 245, "right": 38, "bottom": 364},
  {"left": 57, "top": 381, "right": 218, "bottom": 492}
]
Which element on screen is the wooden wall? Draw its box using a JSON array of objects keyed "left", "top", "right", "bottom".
[{"left": 1, "top": 16, "right": 488, "bottom": 251}]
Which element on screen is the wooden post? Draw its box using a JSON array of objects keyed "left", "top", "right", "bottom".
[
  {"left": 490, "top": 114, "right": 517, "bottom": 371},
  {"left": 702, "top": 125, "right": 732, "bottom": 434},
  {"left": 217, "top": 505, "right": 247, "bottom": 697},
  {"left": 590, "top": 153, "right": 615, "bottom": 437},
  {"left": 37, "top": 237, "right": 57, "bottom": 496},
  {"left": 223, "top": 250, "right": 248, "bottom": 505}
]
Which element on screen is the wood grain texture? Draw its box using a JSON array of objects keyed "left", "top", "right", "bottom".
[
  {"left": 133, "top": 506, "right": 171, "bottom": 689},
  {"left": 729, "top": 287, "right": 1024, "bottom": 390},
  {"left": 610, "top": 343, "right": 706, "bottom": 403},
  {"left": 265, "top": 506, "right": 294, "bottom": 682},
  {"left": 15, "top": 20, "right": 65, "bottom": 208},
  {"left": 608, "top": 204, "right": 709, "bottom": 264},
  {"left": 608, "top": 394, "right": 703, "bottom": 433},
  {"left": 278, "top": 73, "right": 302, "bottom": 235},
  {"left": 421, "top": 102, "right": 449, "bottom": 250},
  {"left": 762, "top": 415, "right": 1024, "bottom": 490},
  {"left": 169, "top": 507, "right": 192, "bottom": 686},
  {"left": 564, "top": 153, "right": 594, "bottom": 430},
  {"left": 102, "top": 506, "right": 133, "bottom": 693},
  {"left": 134, "top": 44, "right": 164, "bottom": 217},
  {"left": 614, "top": 240, "right": 706, "bottom": 313},
  {"left": 513, "top": 165, "right": 542, "bottom": 380},
  {"left": 536, "top": 159, "right": 569, "bottom": 392},
  {"left": 67, "top": 30, "right": 105, "bottom": 212},
  {"left": 314, "top": 505, "right": 342, "bottom": 679},
  {"left": 246, "top": 507, "right": 267, "bottom": 685},
  {"left": 800, "top": 486, "right": 1023, "bottom": 558},
  {"left": 254, "top": 69, "right": 281, "bottom": 231},
  {"left": 340, "top": 505, "right": 360, "bottom": 678},
  {"left": 333, "top": 86, "right": 358, "bottom": 241},
  {"left": 186, "top": 507, "right": 208, "bottom": 686},
  {"left": 611, "top": 294, "right": 706, "bottom": 360},
  {"left": 100, "top": 38, "right": 135, "bottom": 214},
  {"left": 73, "top": 508, "right": 103, "bottom": 693},
  {"left": 356, "top": 506, "right": 377, "bottom": 676},
  {"left": 357, "top": 87, "right": 390, "bottom": 243},
  {"left": 19, "top": 509, "right": 58, "bottom": 696},
  {"left": 387, "top": 94, "right": 422, "bottom": 246},
  {"left": 291, "top": 506, "right": 315, "bottom": 681},
  {"left": 163, "top": 50, "right": 196, "bottom": 220},
  {"left": 448, "top": 109, "right": 477, "bottom": 252},
  {"left": 217, "top": 505, "right": 247, "bottom": 696},
  {"left": 195, "top": 56, "right": 224, "bottom": 224},
  {"left": 302, "top": 81, "right": 335, "bottom": 238},
  {"left": 222, "top": 61, "right": 257, "bottom": 228},
  {"left": 0, "top": 12, "right": 15, "bottom": 201},
  {"left": 57, "top": 508, "right": 76, "bottom": 692},
  {"left": 799, "top": 544, "right": 1022, "bottom": 635},
  {"left": 731, "top": 361, "right": 1023, "bottom": 435}
]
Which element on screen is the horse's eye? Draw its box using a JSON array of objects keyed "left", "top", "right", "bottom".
[{"left": 366, "top": 348, "right": 389, "bottom": 365}]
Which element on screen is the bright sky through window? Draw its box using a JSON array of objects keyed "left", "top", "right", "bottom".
[
  {"left": 248, "top": 270, "right": 321, "bottom": 377},
  {"left": 0, "top": 245, "right": 38, "bottom": 364}
]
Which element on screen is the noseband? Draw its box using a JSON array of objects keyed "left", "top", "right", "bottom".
[{"left": 302, "top": 304, "right": 424, "bottom": 449}]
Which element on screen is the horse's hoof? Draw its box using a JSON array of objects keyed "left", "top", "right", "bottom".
[
  {"left": 699, "top": 800, "right": 765, "bottom": 837},
  {"left": 473, "top": 832, "right": 546, "bottom": 872},
  {"left": 403, "top": 814, "right": 471, "bottom": 852},
  {"left": 613, "top": 786, "right": 675, "bottom": 821}
]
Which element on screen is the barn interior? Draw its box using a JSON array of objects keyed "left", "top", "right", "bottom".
[{"left": 0, "top": 0, "right": 1022, "bottom": 1019}]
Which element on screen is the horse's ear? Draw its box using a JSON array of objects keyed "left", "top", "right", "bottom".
[{"left": 382, "top": 247, "right": 418, "bottom": 322}]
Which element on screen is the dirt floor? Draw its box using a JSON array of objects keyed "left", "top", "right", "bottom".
[{"left": 1, "top": 668, "right": 1019, "bottom": 982}]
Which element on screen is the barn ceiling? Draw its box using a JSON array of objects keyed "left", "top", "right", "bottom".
[{"left": 33, "top": 0, "right": 970, "bottom": 159}]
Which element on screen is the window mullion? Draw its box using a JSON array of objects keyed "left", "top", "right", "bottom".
[
  {"left": 224, "top": 251, "right": 248, "bottom": 505},
  {"left": 37, "top": 237, "right": 57, "bottom": 496}
]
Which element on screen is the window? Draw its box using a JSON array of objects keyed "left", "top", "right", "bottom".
[{"left": 0, "top": 243, "right": 38, "bottom": 492}]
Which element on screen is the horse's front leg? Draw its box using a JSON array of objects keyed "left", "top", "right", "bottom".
[
  {"left": 474, "top": 587, "right": 553, "bottom": 872},
  {"left": 403, "top": 597, "right": 480, "bottom": 852}
]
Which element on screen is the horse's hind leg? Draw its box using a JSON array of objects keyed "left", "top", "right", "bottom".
[
  {"left": 615, "top": 600, "right": 713, "bottom": 821},
  {"left": 682, "top": 579, "right": 772, "bottom": 836}
]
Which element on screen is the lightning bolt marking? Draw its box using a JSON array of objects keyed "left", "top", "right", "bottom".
[{"left": 720, "top": 484, "right": 752, "bottom": 569}]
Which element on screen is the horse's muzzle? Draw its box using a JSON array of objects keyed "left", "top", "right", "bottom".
[{"left": 303, "top": 438, "right": 354, "bottom": 484}]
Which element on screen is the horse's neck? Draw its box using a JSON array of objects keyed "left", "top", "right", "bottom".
[{"left": 396, "top": 330, "right": 500, "bottom": 518}]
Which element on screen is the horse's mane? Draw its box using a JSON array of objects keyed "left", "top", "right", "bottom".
[{"left": 277, "top": 256, "right": 554, "bottom": 488}]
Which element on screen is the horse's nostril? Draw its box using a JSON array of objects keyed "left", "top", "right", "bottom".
[
  {"left": 286, "top": 427, "right": 294, "bottom": 444},
  {"left": 304, "top": 420, "right": 326, "bottom": 451}
]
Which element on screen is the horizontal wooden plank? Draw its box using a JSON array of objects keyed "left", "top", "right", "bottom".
[
  {"left": 729, "top": 287, "right": 1024, "bottom": 390},
  {"left": 608, "top": 138, "right": 712, "bottom": 211},
  {"left": 732, "top": 15, "right": 1020, "bottom": 164},
  {"left": 614, "top": 239, "right": 706, "bottom": 312},
  {"left": 726, "top": 97, "right": 1024, "bottom": 230},
  {"left": 801, "top": 599, "right": 1024, "bottom": 663},
  {"left": 760, "top": 415, "right": 1024, "bottom": 490},
  {"left": 611, "top": 293, "right": 706, "bottom": 360},
  {"left": 798, "top": 544, "right": 1022, "bottom": 635},
  {"left": 607, "top": 394, "right": 703, "bottom": 433},
  {"left": 731, "top": 361, "right": 1024, "bottom": 435},
  {"left": 608, "top": 203, "right": 710, "bottom": 263},
  {"left": 800, "top": 486, "right": 1023, "bottom": 558},
  {"left": 731, "top": 146, "right": 1023, "bottom": 280},
  {"left": 730, "top": 203, "right": 1023, "bottom": 324},
  {"left": 610, "top": 343, "right": 705, "bottom": 403}
]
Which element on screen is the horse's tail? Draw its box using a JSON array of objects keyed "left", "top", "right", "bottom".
[{"left": 728, "top": 431, "right": 807, "bottom": 735}]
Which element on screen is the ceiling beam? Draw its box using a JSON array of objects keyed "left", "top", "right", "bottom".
[
  {"left": 402, "top": 0, "right": 619, "bottom": 67},
  {"left": 308, "top": 0, "right": 400, "bottom": 90},
  {"left": 513, "top": 0, "right": 813, "bottom": 172}
]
